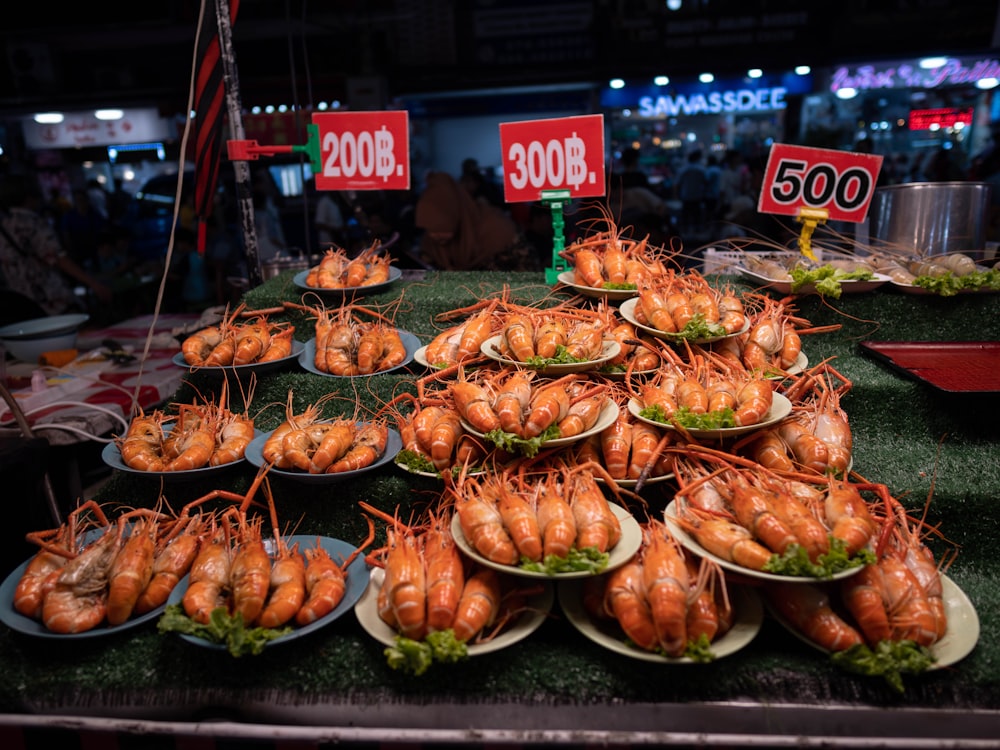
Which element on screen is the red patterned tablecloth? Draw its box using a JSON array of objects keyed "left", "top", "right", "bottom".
[{"left": 1, "top": 313, "right": 203, "bottom": 446}]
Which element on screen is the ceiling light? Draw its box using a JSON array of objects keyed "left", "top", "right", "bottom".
[
  {"left": 698, "top": 73, "right": 714, "bottom": 83},
  {"left": 976, "top": 77, "right": 999, "bottom": 90},
  {"left": 95, "top": 109, "right": 124, "bottom": 121},
  {"left": 654, "top": 75, "right": 669, "bottom": 86},
  {"left": 610, "top": 78, "right": 625, "bottom": 89},
  {"left": 835, "top": 87, "right": 858, "bottom": 100},
  {"left": 666, "top": 0, "right": 682, "bottom": 10},
  {"left": 748, "top": 69, "right": 763, "bottom": 79},
  {"left": 34, "top": 112, "right": 64, "bottom": 124},
  {"left": 795, "top": 65, "right": 811, "bottom": 76},
  {"left": 919, "top": 56, "right": 949, "bottom": 69}
]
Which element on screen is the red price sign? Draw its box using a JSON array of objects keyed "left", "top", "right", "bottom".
[
  {"left": 758, "top": 143, "right": 884, "bottom": 223},
  {"left": 312, "top": 111, "right": 410, "bottom": 191},
  {"left": 498, "top": 114, "right": 605, "bottom": 203}
]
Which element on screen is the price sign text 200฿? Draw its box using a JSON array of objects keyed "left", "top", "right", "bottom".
[{"left": 313, "top": 111, "right": 410, "bottom": 191}]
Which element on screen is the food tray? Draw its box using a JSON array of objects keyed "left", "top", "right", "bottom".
[{"left": 859, "top": 341, "right": 1000, "bottom": 393}]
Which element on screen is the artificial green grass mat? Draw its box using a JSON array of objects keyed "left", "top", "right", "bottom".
[{"left": 2, "top": 270, "right": 999, "bottom": 719}]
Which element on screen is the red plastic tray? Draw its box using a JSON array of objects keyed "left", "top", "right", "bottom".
[{"left": 859, "top": 341, "right": 1000, "bottom": 393}]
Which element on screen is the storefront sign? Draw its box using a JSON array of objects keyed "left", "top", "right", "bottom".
[
  {"left": 758, "top": 143, "right": 883, "bottom": 224},
  {"left": 312, "top": 111, "right": 410, "bottom": 191},
  {"left": 829, "top": 57, "right": 1000, "bottom": 95},
  {"left": 638, "top": 88, "right": 787, "bottom": 118},
  {"left": 600, "top": 73, "right": 812, "bottom": 117},
  {"left": 498, "top": 114, "right": 605, "bottom": 203},
  {"left": 20, "top": 108, "right": 173, "bottom": 150}
]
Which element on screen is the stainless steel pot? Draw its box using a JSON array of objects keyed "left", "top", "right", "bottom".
[
  {"left": 868, "top": 181, "right": 992, "bottom": 257},
  {"left": 260, "top": 254, "right": 311, "bottom": 280}
]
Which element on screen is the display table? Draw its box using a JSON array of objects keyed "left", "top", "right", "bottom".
[
  {"left": 1, "top": 270, "right": 998, "bottom": 748},
  {"left": 0, "top": 312, "right": 202, "bottom": 447}
]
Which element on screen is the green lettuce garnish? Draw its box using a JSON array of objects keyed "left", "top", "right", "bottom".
[
  {"left": 622, "top": 632, "right": 715, "bottom": 662},
  {"left": 395, "top": 448, "right": 438, "bottom": 474},
  {"left": 484, "top": 423, "right": 561, "bottom": 457},
  {"left": 762, "top": 537, "right": 876, "bottom": 579},
  {"left": 914, "top": 268, "right": 1000, "bottom": 296},
  {"left": 157, "top": 604, "right": 292, "bottom": 657},
  {"left": 637, "top": 404, "right": 736, "bottom": 430},
  {"left": 661, "top": 313, "right": 726, "bottom": 341},
  {"left": 789, "top": 265, "right": 874, "bottom": 298},
  {"left": 831, "top": 639, "right": 936, "bottom": 694},
  {"left": 672, "top": 406, "right": 737, "bottom": 430},
  {"left": 519, "top": 546, "right": 610, "bottom": 575},
  {"left": 385, "top": 629, "right": 469, "bottom": 675},
  {"left": 524, "top": 344, "right": 590, "bottom": 368},
  {"left": 601, "top": 281, "right": 638, "bottom": 290},
  {"left": 684, "top": 632, "right": 716, "bottom": 663}
]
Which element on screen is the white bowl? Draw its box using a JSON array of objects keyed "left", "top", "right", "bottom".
[
  {"left": 1, "top": 331, "right": 80, "bottom": 363},
  {"left": 0, "top": 314, "right": 89, "bottom": 340},
  {"left": 0, "top": 314, "right": 88, "bottom": 363}
]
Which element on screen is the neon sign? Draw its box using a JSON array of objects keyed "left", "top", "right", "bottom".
[
  {"left": 637, "top": 87, "right": 787, "bottom": 117},
  {"left": 830, "top": 57, "right": 1000, "bottom": 94},
  {"left": 908, "top": 107, "right": 974, "bottom": 131}
]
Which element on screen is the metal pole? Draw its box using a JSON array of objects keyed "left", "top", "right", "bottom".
[{"left": 214, "top": 0, "right": 262, "bottom": 287}]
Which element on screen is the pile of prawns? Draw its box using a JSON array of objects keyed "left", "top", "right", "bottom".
[
  {"left": 115, "top": 380, "right": 255, "bottom": 472},
  {"left": 13, "top": 468, "right": 371, "bottom": 635},
  {"left": 181, "top": 303, "right": 296, "bottom": 367}
]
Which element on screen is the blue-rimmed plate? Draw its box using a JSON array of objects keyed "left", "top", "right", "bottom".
[
  {"left": 165, "top": 535, "right": 369, "bottom": 651},
  {"left": 172, "top": 339, "right": 305, "bottom": 375},
  {"left": 0, "top": 527, "right": 166, "bottom": 639},
  {"left": 292, "top": 266, "right": 402, "bottom": 299},
  {"left": 244, "top": 424, "right": 402, "bottom": 483},
  {"left": 102, "top": 425, "right": 261, "bottom": 480},
  {"left": 298, "top": 330, "right": 420, "bottom": 377}
]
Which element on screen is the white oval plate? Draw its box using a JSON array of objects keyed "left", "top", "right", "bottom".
[
  {"left": 461, "top": 397, "right": 620, "bottom": 451},
  {"left": 451, "top": 502, "right": 641, "bottom": 580},
  {"left": 172, "top": 340, "right": 304, "bottom": 374},
  {"left": 167, "top": 535, "right": 369, "bottom": 651},
  {"left": 480, "top": 334, "right": 621, "bottom": 374},
  {"left": 619, "top": 297, "right": 750, "bottom": 344},
  {"left": 663, "top": 500, "right": 865, "bottom": 583},
  {"left": 393, "top": 458, "right": 487, "bottom": 480},
  {"left": 558, "top": 579, "right": 764, "bottom": 663},
  {"left": 292, "top": 266, "right": 402, "bottom": 298},
  {"left": 595, "top": 471, "right": 674, "bottom": 489},
  {"left": 298, "top": 330, "right": 420, "bottom": 377},
  {"left": 740, "top": 268, "right": 892, "bottom": 296},
  {"left": 627, "top": 392, "right": 792, "bottom": 439},
  {"left": 766, "top": 574, "right": 979, "bottom": 670},
  {"left": 245, "top": 425, "right": 402, "bottom": 483},
  {"left": 355, "top": 567, "right": 554, "bottom": 654},
  {"left": 556, "top": 271, "right": 638, "bottom": 301}
]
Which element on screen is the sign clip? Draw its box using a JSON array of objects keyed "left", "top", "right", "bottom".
[{"left": 795, "top": 206, "right": 828, "bottom": 262}]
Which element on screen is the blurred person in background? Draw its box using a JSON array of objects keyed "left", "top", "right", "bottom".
[
  {"left": 59, "top": 187, "right": 108, "bottom": 270},
  {"left": 0, "top": 172, "right": 111, "bottom": 317},
  {"left": 415, "top": 171, "right": 527, "bottom": 270},
  {"left": 313, "top": 187, "right": 347, "bottom": 249},
  {"left": 673, "top": 149, "right": 708, "bottom": 236}
]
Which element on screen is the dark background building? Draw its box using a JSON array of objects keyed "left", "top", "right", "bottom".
[{"left": 2, "top": 1, "right": 998, "bottom": 116}]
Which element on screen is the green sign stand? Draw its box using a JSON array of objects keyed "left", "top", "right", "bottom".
[{"left": 542, "top": 189, "right": 572, "bottom": 284}]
